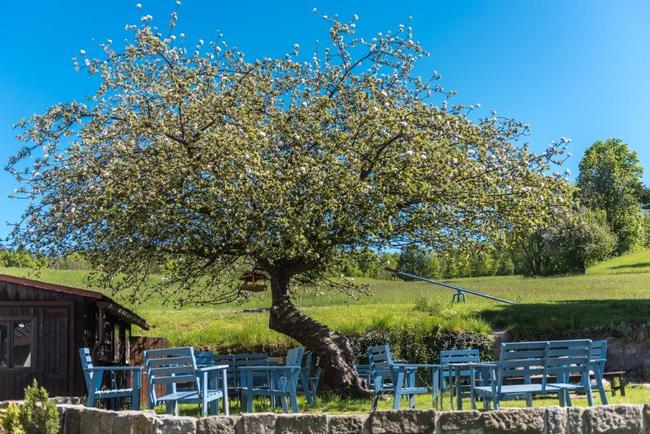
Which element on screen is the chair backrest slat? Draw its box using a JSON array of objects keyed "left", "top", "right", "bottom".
[
  {"left": 547, "top": 339, "right": 592, "bottom": 380},
  {"left": 195, "top": 351, "right": 215, "bottom": 367},
  {"left": 497, "top": 341, "right": 549, "bottom": 392},
  {"left": 591, "top": 340, "right": 607, "bottom": 359},
  {"left": 285, "top": 347, "right": 305, "bottom": 367},
  {"left": 144, "top": 347, "right": 199, "bottom": 404},
  {"left": 368, "top": 344, "right": 396, "bottom": 392},
  {"left": 440, "top": 348, "right": 480, "bottom": 365},
  {"left": 78, "top": 348, "right": 95, "bottom": 392}
]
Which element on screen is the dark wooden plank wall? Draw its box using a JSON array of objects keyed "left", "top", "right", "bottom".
[{"left": 0, "top": 280, "right": 98, "bottom": 399}]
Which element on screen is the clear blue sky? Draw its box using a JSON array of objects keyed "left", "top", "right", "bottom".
[{"left": 1, "top": 1, "right": 649, "bottom": 239}]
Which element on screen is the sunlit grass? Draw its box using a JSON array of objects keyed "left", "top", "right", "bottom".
[
  {"left": 3, "top": 248, "right": 650, "bottom": 348},
  {"left": 157, "top": 384, "right": 650, "bottom": 416}
]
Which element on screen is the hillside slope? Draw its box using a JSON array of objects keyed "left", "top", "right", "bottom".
[{"left": 2, "top": 248, "right": 650, "bottom": 349}]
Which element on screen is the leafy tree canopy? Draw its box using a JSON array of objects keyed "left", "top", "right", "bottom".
[
  {"left": 7, "top": 9, "right": 570, "bottom": 395},
  {"left": 577, "top": 138, "right": 645, "bottom": 253}
]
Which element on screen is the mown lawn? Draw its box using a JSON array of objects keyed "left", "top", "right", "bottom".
[
  {"left": 4, "top": 249, "right": 650, "bottom": 349},
  {"left": 163, "top": 385, "right": 650, "bottom": 415}
]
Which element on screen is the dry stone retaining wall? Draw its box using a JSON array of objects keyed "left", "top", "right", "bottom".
[{"left": 53, "top": 404, "right": 650, "bottom": 434}]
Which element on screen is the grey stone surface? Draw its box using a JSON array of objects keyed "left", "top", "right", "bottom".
[
  {"left": 328, "top": 415, "right": 369, "bottom": 434},
  {"left": 59, "top": 404, "right": 84, "bottom": 434},
  {"left": 197, "top": 415, "right": 242, "bottom": 434},
  {"left": 438, "top": 410, "right": 483, "bottom": 434},
  {"left": 155, "top": 415, "right": 197, "bottom": 434},
  {"left": 276, "top": 414, "right": 328, "bottom": 433},
  {"left": 369, "top": 410, "right": 436, "bottom": 434},
  {"left": 565, "top": 407, "right": 584, "bottom": 434},
  {"left": 482, "top": 408, "right": 545, "bottom": 434},
  {"left": 241, "top": 412, "right": 278, "bottom": 434},
  {"left": 545, "top": 407, "right": 568, "bottom": 434},
  {"left": 114, "top": 410, "right": 157, "bottom": 434},
  {"left": 643, "top": 405, "right": 650, "bottom": 434},
  {"left": 79, "top": 407, "right": 119, "bottom": 434},
  {"left": 49, "top": 402, "right": 650, "bottom": 434},
  {"left": 582, "top": 405, "right": 642, "bottom": 434}
]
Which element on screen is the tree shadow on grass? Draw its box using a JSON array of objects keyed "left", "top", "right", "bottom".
[
  {"left": 608, "top": 262, "right": 650, "bottom": 270},
  {"left": 479, "top": 299, "right": 650, "bottom": 340}
]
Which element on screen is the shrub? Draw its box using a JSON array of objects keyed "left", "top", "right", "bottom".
[
  {"left": 1, "top": 403, "right": 24, "bottom": 434},
  {"left": 348, "top": 325, "right": 494, "bottom": 384},
  {"left": 515, "top": 208, "right": 616, "bottom": 276},
  {"left": 0, "top": 381, "right": 59, "bottom": 434}
]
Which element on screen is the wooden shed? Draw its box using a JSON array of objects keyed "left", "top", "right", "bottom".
[{"left": 0, "top": 274, "right": 149, "bottom": 400}]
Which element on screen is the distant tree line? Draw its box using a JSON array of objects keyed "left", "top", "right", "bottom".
[{"left": 334, "top": 138, "right": 650, "bottom": 279}]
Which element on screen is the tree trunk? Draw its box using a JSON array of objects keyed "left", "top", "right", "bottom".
[{"left": 268, "top": 271, "right": 371, "bottom": 398}]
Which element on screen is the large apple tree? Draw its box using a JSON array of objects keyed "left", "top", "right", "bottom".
[{"left": 8, "top": 10, "right": 570, "bottom": 396}]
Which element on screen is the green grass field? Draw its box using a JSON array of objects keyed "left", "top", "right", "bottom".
[
  {"left": 4, "top": 250, "right": 650, "bottom": 411},
  {"left": 4, "top": 248, "right": 650, "bottom": 349}
]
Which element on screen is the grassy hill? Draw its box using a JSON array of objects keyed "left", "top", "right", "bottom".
[{"left": 3, "top": 248, "right": 650, "bottom": 350}]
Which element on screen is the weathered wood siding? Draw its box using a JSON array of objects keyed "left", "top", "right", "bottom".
[{"left": 0, "top": 280, "right": 94, "bottom": 399}]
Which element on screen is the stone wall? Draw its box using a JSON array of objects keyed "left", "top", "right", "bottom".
[{"left": 55, "top": 404, "right": 650, "bottom": 434}]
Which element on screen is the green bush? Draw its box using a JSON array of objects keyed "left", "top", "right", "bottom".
[
  {"left": 514, "top": 208, "right": 616, "bottom": 276},
  {"left": 348, "top": 325, "right": 494, "bottom": 383},
  {"left": 1, "top": 403, "right": 24, "bottom": 434},
  {"left": 0, "top": 381, "right": 59, "bottom": 434}
]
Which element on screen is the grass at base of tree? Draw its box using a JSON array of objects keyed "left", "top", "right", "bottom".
[{"left": 3, "top": 248, "right": 650, "bottom": 349}]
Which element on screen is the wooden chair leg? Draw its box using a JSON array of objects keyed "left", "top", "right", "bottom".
[
  {"left": 131, "top": 390, "right": 140, "bottom": 410},
  {"left": 620, "top": 376, "right": 626, "bottom": 396},
  {"left": 372, "top": 394, "right": 380, "bottom": 412},
  {"left": 290, "top": 394, "right": 299, "bottom": 413},
  {"left": 565, "top": 390, "right": 573, "bottom": 407},
  {"left": 594, "top": 371, "right": 608, "bottom": 405},
  {"left": 280, "top": 396, "right": 289, "bottom": 413}
]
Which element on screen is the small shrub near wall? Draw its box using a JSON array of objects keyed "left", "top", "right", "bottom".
[{"left": 0, "top": 381, "right": 59, "bottom": 434}]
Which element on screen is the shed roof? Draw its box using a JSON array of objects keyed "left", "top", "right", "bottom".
[{"left": 0, "top": 274, "right": 149, "bottom": 330}]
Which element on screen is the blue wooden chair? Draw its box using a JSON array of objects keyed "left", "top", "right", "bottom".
[
  {"left": 356, "top": 364, "right": 372, "bottom": 385},
  {"left": 239, "top": 347, "right": 303, "bottom": 413},
  {"left": 546, "top": 339, "right": 593, "bottom": 407},
  {"left": 144, "top": 346, "right": 229, "bottom": 416},
  {"left": 195, "top": 350, "right": 215, "bottom": 367},
  {"left": 470, "top": 341, "right": 554, "bottom": 410},
  {"left": 368, "top": 344, "right": 439, "bottom": 411},
  {"left": 297, "top": 351, "right": 321, "bottom": 405},
  {"left": 218, "top": 353, "right": 271, "bottom": 406},
  {"left": 78, "top": 347, "right": 142, "bottom": 410},
  {"left": 440, "top": 348, "right": 481, "bottom": 409}
]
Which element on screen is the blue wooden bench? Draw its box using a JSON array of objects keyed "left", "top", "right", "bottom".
[
  {"left": 471, "top": 340, "right": 595, "bottom": 410},
  {"left": 79, "top": 348, "right": 142, "bottom": 410},
  {"left": 144, "top": 346, "right": 229, "bottom": 416},
  {"left": 368, "top": 344, "right": 440, "bottom": 411},
  {"left": 239, "top": 347, "right": 303, "bottom": 413}
]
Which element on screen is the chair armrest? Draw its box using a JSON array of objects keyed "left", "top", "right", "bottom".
[
  {"left": 84, "top": 366, "right": 142, "bottom": 372},
  {"left": 239, "top": 365, "right": 301, "bottom": 371},
  {"left": 197, "top": 364, "right": 229, "bottom": 372},
  {"left": 393, "top": 363, "right": 441, "bottom": 369}
]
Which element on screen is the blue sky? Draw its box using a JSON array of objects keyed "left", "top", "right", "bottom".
[{"left": 1, "top": 1, "right": 649, "bottom": 239}]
